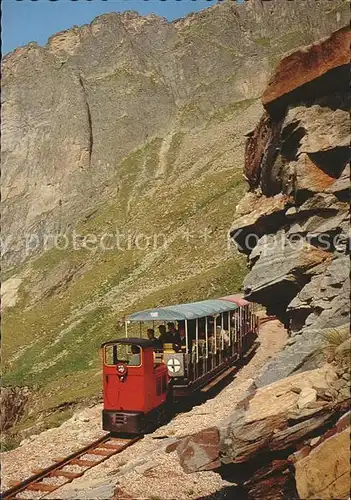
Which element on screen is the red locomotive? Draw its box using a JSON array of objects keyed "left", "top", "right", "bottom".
[{"left": 102, "top": 296, "right": 258, "bottom": 434}]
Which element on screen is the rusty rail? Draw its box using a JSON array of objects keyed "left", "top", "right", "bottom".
[{"left": 2, "top": 434, "right": 141, "bottom": 499}]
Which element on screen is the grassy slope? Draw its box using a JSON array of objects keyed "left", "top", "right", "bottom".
[{"left": 3, "top": 100, "right": 257, "bottom": 434}]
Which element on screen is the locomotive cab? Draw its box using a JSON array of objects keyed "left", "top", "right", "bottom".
[{"left": 102, "top": 338, "right": 169, "bottom": 434}]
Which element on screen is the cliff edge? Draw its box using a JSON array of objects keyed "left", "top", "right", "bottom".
[{"left": 231, "top": 26, "right": 350, "bottom": 385}]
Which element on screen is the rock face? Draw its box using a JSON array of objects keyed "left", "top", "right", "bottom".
[
  {"left": 1, "top": 0, "right": 348, "bottom": 269},
  {"left": 231, "top": 27, "right": 350, "bottom": 385},
  {"left": 175, "top": 427, "right": 221, "bottom": 473},
  {"left": 293, "top": 414, "right": 350, "bottom": 500},
  {"left": 173, "top": 365, "right": 350, "bottom": 499},
  {"left": 170, "top": 29, "right": 350, "bottom": 498},
  {"left": 0, "top": 386, "right": 31, "bottom": 432}
]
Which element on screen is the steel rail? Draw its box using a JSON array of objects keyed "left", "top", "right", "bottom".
[{"left": 2, "top": 433, "right": 141, "bottom": 499}]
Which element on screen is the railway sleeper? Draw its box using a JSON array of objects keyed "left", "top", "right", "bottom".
[
  {"left": 7, "top": 481, "right": 22, "bottom": 488},
  {"left": 50, "top": 470, "right": 83, "bottom": 479},
  {"left": 98, "top": 443, "right": 123, "bottom": 450},
  {"left": 88, "top": 449, "right": 115, "bottom": 456},
  {"left": 26, "top": 482, "right": 57, "bottom": 492},
  {"left": 31, "top": 469, "right": 45, "bottom": 475},
  {"left": 70, "top": 458, "right": 101, "bottom": 467}
]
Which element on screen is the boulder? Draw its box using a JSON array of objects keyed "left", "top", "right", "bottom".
[
  {"left": 326, "top": 164, "right": 350, "bottom": 197},
  {"left": 176, "top": 366, "right": 345, "bottom": 472},
  {"left": 220, "top": 366, "right": 346, "bottom": 464},
  {"left": 296, "top": 192, "right": 341, "bottom": 212},
  {"left": 294, "top": 426, "right": 350, "bottom": 499},
  {"left": 255, "top": 330, "right": 326, "bottom": 386},
  {"left": 282, "top": 103, "right": 350, "bottom": 155},
  {"left": 242, "top": 235, "right": 330, "bottom": 317},
  {"left": 230, "top": 195, "right": 291, "bottom": 256},
  {"left": 297, "top": 387, "right": 317, "bottom": 409},
  {"left": 175, "top": 427, "right": 221, "bottom": 473},
  {"left": 244, "top": 112, "right": 283, "bottom": 190},
  {"left": 175, "top": 366, "right": 350, "bottom": 499},
  {"left": 293, "top": 153, "right": 336, "bottom": 194},
  {"left": 262, "top": 27, "right": 350, "bottom": 108},
  {"left": 244, "top": 459, "right": 296, "bottom": 500}
]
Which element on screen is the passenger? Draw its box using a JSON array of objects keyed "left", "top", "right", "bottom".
[
  {"left": 158, "top": 324, "right": 170, "bottom": 345},
  {"left": 207, "top": 317, "right": 215, "bottom": 336},
  {"left": 146, "top": 328, "right": 162, "bottom": 349},
  {"left": 129, "top": 345, "right": 141, "bottom": 366},
  {"left": 166, "top": 322, "right": 181, "bottom": 345},
  {"left": 216, "top": 325, "right": 230, "bottom": 347}
]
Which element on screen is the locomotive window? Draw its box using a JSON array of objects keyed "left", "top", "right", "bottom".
[
  {"left": 104, "top": 344, "right": 142, "bottom": 367},
  {"left": 105, "top": 345, "right": 118, "bottom": 365}
]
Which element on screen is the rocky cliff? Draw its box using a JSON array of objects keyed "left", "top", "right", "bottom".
[
  {"left": 231, "top": 26, "right": 350, "bottom": 385},
  {"left": 161, "top": 26, "right": 350, "bottom": 500},
  {"left": 173, "top": 365, "right": 350, "bottom": 500},
  {"left": 1, "top": 0, "right": 349, "bottom": 433},
  {"left": 3, "top": 0, "right": 347, "bottom": 268}
]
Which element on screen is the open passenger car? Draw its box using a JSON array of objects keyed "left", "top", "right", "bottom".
[{"left": 101, "top": 295, "right": 258, "bottom": 434}]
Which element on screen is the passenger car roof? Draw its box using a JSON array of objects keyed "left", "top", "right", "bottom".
[
  {"left": 126, "top": 298, "right": 239, "bottom": 322},
  {"left": 219, "top": 294, "right": 249, "bottom": 306}
]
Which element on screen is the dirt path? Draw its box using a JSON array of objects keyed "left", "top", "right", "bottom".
[{"left": 1, "top": 318, "right": 287, "bottom": 499}]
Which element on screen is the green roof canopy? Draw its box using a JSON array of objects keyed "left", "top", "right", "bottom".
[{"left": 127, "top": 298, "right": 238, "bottom": 322}]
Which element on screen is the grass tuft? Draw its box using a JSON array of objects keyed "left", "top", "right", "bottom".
[{"left": 321, "top": 325, "right": 350, "bottom": 367}]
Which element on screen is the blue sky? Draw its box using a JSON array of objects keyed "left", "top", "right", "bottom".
[{"left": 2, "top": 0, "right": 220, "bottom": 55}]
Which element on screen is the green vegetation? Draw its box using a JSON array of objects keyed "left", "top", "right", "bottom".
[
  {"left": 322, "top": 325, "right": 350, "bottom": 367},
  {"left": 208, "top": 98, "right": 257, "bottom": 124},
  {"left": 3, "top": 116, "right": 249, "bottom": 436},
  {"left": 1, "top": 433, "right": 21, "bottom": 452},
  {"left": 254, "top": 36, "right": 271, "bottom": 48},
  {"left": 166, "top": 131, "right": 186, "bottom": 168}
]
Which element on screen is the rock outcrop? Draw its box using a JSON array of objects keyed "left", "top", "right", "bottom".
[
  {"left": 231, "top": 27, "right": 350, "bottom": 385},
  {"left": 293, "top": 411, "right": 350, "bottom": 500},
  {"left": 0, "top": 386, "right": 31, "bottom": 432},
  {"left": 169, "top": 27, "right": 350, "bottom": 500},
  {"left": 173, "top": 365, "right": 350, "bottom": 499}
]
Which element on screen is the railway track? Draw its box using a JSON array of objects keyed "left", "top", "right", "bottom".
[
  {"left": 259, "top": 315, "right": 277, "bottom": 325},
  {"left": 2, "top": 434, "right": 141, "bottom": 500}
]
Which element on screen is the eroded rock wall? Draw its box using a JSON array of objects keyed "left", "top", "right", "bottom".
[
  {"left": 1, "top": 0, "right": 348, "bottom": 269},
  {"left": 0, "top": 386, "right": 31, "bottom": 432},
  {"left": 172, "top": 365, "right": 350, "bottom": 499},
  {"left": 231, "top": 27, "right": 350, "bottom": 385}
]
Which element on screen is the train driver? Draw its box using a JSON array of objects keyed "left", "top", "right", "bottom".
[{"left": 129, "top": 345, "right": 141, "bottom": 366}]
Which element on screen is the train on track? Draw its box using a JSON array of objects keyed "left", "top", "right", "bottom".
[
  {"left": 2, "top": 296, "right": 259, "bottom": 500},
  {"left": 101, "top": 295, "right": 259, "bottom": 434}
]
